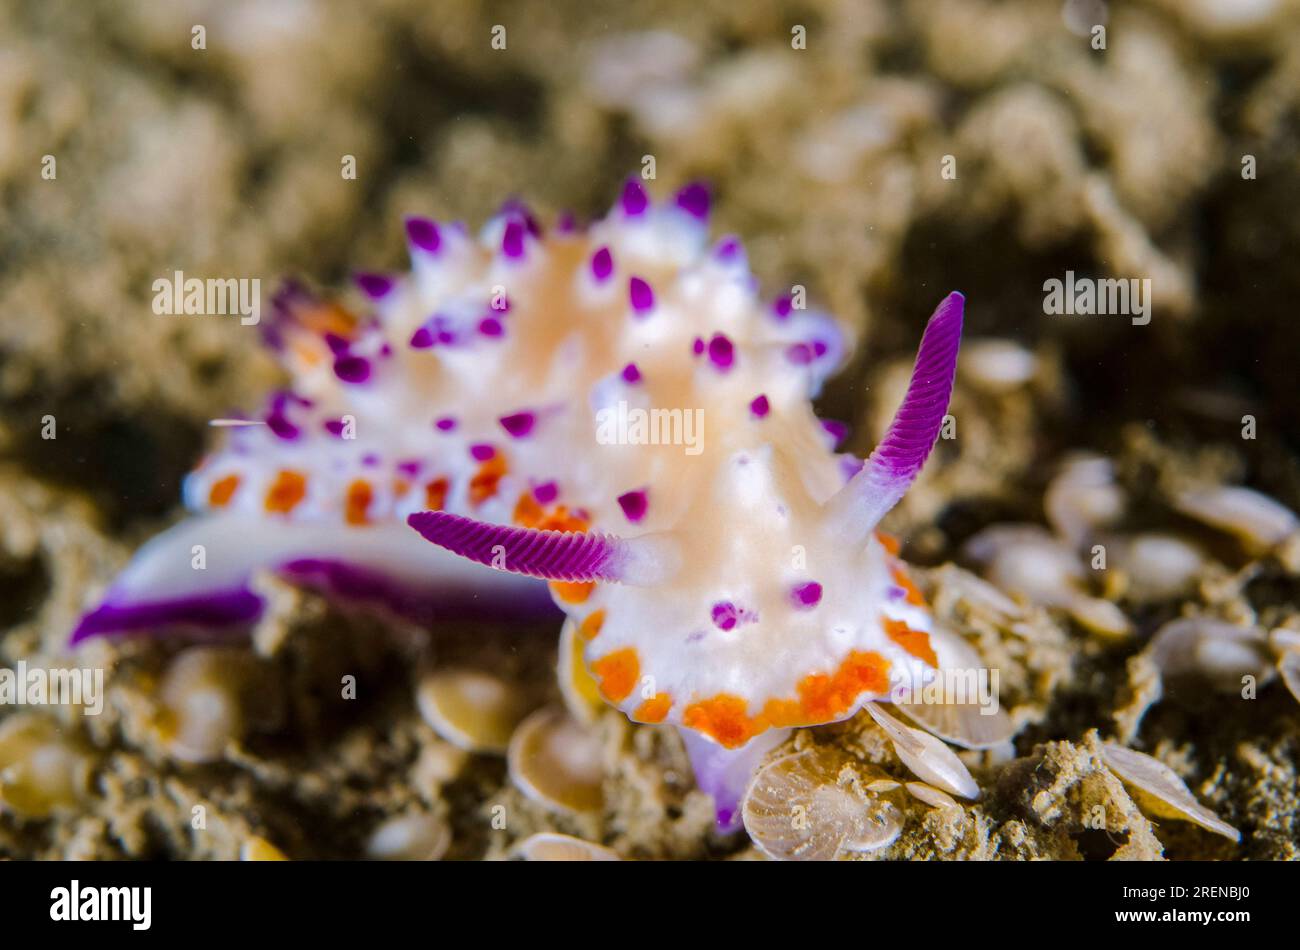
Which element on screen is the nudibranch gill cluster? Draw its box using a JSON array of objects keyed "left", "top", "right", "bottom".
[{"left": 73, "top": 178, "right": 964, "bottom": 830}]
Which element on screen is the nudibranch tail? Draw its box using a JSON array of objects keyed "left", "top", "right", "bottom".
[
  {"left": 406, "top": 511, "right": 676, "bottom": 586},
  {"left": 828, "top": 291, "right": 964, "bottom": 542},
  {"left": 70, "top": 516, "right": 556, "bottom": 643}
]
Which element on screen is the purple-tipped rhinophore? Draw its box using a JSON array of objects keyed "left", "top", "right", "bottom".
[
  {"left": 408, "top": 511, "right": 626, "bottom": 582},
  {"left": 827, "top": 292, "right": 964, "bottom": 541}
]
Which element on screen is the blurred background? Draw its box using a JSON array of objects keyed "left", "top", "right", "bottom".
[{"left": 2, "top": 0, "right": 1299, "bottom": 860}]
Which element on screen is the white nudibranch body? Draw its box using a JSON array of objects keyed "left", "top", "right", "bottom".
[{"left": 74, "top": 178, "right": 964, "bottom": 827}]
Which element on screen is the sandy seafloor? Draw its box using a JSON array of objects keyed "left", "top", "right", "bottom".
[{"left": 2, "top": 0, "right": 1300, "bottom": 860}]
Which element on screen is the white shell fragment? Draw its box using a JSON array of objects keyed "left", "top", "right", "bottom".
[
  {"left": 742, "top": 747, "right": 903, "bottom": 861},
  {"left": 365, "top": 812, "right": 451, "bottom": 861},
  {"left": 905, "top": 781, "right": 960, "bottom": 811},
  {"left": 864, "top": 702, "right": 979, "bottom": 800},
  {"left": 1100, "top": 743, "right": 1240, "bottom": 842},
  {"left": 1113, "top": 533, "right": 1206, "bottom": 602},
  {"left": 963, "top": 524, "right": 1131, "bottom": 637},
  {"left": 512, "top": 832, "right": 621, "bottom": 861},
  {"left": 892, "top": 625, "right": 1016, "bottom": 750},
  {"left": 1045, "top": 455, "right": 1125, "bottom": 549},
  {"left": 1174, "top": 485, "right": 1299, "bottom": 551},
  {"left": 960, "top": 338, "right": 1038, "bottom": 394},
  {"left": 507, "top": 708, "right": 604, "bottom": 815},
  {"left": 416, "top": 668, "right": 531, "bottom": 754},
  {"left": 1145, "top": 618, "right": 1274, "bottom": 693}
]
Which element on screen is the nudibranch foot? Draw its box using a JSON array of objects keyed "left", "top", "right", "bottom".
[{"left": 72, "top": 516, "right": 555, "bottom": 643}]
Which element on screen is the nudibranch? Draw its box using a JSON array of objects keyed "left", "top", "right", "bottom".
[{"left": 74, "top": 178, "right": 963, "bottom": 831}]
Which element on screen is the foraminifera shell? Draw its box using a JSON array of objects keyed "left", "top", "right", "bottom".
[
  {"left": 365, "top": 812, "right": 451, "bottom": 861},
  {"left": 416, "top": 668, "right": 531, "bottom": 754},
  {"left": 742, "top": 747, "right": 903, "bottom": 861},
  {"left": 0, "top": 713, "right": 92, "bottom": 818},
  {"left": 512, "top": 832, "right": 621, "bottom": 861},
  {"left": 507, "top": 707, "right": 604, "bottom": 814},
  {"left": 155, "top": 646, "right": 272, "bottom": 764}
]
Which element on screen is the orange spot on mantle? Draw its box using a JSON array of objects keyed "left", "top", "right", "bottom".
[
  {"left": 264, "top": 470, "right": 307, "bottom": 515},
  {"left": 469, "top": 456, "right": 507, "bottom": 507},
  {"left": 890, "top": 565, "right": 927, "bottom": 607},
  {"left": 683, "top": 651, "right": 894, "bottom": 748},
  {"left": 208, "top": 474, "right": 240, "bottom": 508},
  {"left": 591, "top": 648, "right": 639, "bottom": 703},
  {"left": 423, "top": 477, "right": 449, "bottom": 511},
  {"left": 550, "top": 580, "right": 595, "bottom": 604},
  {"left": 578, "top": 609, "right": 606, "bottom": 641},
  {"left": 633, "top": 693, "right": 672, "bottom": 724},
  {"left": 884, "top": 617, "right": 938, "bottom": 667},
  {"left": 345, "top": 479, "right": 373, "bottom": 525}
]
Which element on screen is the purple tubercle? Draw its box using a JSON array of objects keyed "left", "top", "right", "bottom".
[
  {"left": 479, "top": 316, "right": 504, "bottom": 338},
  {"left": 888, "top": 585, "right": 908, "bottom": 602},
  {"left": 324, "top": 418, "right": 347, "bottom": 437},
  {"left": 499, "top": 411, "right": 536, "bottom": 438},
  {"left": 617, "top": 488, "right": 648, "bottom": 523},
  {"left": 405, "top": 216, "right": 441, "bottom": 254},
  {"left": 790, "top": 582, "right": 823, "bottom": 609},
  {"left": 500, "top": 199, "right": 542, "bottom": 237},
  {"left": 266, "top": 413, "right": 300, "bottom": 441},
  {"left": 410, "top": 315, "right": 456, "bottom": 349},
  {"left": 629, "top": 277, "right": 655, "bottom": 314},
  {"left": 556, "top": 211, "right": 577, "bottom": 233},
  {"left": 674, "top": 181, "right": 710, "bottom": 219},
  {"left": 621, "top": 178, "right": 649, "bottom": 216},
  {"left": 772, "top": 294, "right": 793, "bottom": 319},
  {"left": 407, "top": 511, "right": 625, "bottom": 582},
  {"left": 324, "top": 333, "right": 350, "bottom": 355},
  {"left": 749, "top": 394, "right": 770, "bottom": 418},
  {"left": 821, "top": 419, "right": 848, "bottom": 447},
  {"left": 711, "top": 601, "right": 739, "bottom": 631},
  {"left": 621, "top": 362, "right": 642, "bottom": 384},
  {"left": 470, "top": 443, "right": 496, "bottom": 462},
  {"left": 501, "top": 219, "right": 527, "bottom": 260},
  {"left": 714, "top": 235, "right": 742, "bottom": 261},
  {"left": 435, "top": 416, "right": 458, "bottom": 432},
  {"left": 354, "top": 273, "right": 393, "bottom": 299},
  {"left": 334, "top": 355, "right": 371, "bottom": 384},
  {"left": 707, "top": 333, "right": 735, "bottom": 371},
  {"left": 397, "top": 459, "right": 423, "bottom": 478},
  {"left": 692, "top": 337, "right": 705, "bottom": 356},
  {"left": 532, "top": 480, "right": 559, "bottom": 505},
  {"left": 591, "top": 246, "right": 614, "bottom": 282}
]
